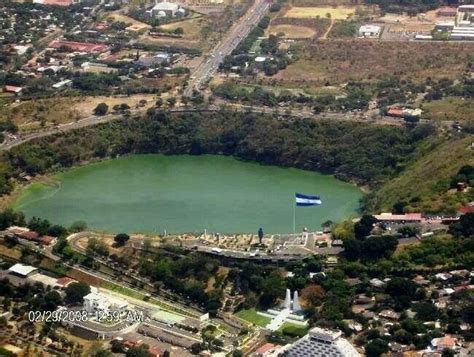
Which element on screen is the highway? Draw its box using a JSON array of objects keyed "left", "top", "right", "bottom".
[{"left": 184, "top": 0, "right": 270, "bottom": 96}]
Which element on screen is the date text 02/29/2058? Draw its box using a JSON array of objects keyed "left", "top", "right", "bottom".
[{"left": 27, "top": 309, "right": 144, "bottom": 323}]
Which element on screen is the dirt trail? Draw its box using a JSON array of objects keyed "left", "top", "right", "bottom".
[{"left": 321, "top": 19, "right": 334, "bottom": 39}]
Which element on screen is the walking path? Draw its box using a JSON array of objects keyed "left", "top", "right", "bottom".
[{"left": 264, "top": 308, "right": 291, "bottom": 331}]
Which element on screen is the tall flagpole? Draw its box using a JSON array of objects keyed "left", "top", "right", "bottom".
[{"left": 293, "top": 201, "right": 296, "bottom": 234}]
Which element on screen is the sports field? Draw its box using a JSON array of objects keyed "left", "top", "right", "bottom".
[{"left": 284, "top": 6, "right": 355, "bottom": 20}]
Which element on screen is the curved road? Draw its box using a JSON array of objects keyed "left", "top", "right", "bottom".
[{"left": 0, "top": 106, "right": 408, "bottom": 151}]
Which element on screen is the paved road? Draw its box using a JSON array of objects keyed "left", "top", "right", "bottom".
[
  {"left": 184, "top": 0, "right": 270, "bottom": 96},
  {"left": 0, "top": 111, "right": 142, "bottom": 151}
]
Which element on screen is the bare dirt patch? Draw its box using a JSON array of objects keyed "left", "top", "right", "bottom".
[
  {"left": 269, "top": 24, "right": 317, "bottom": 38},
  {"left": 159, "top": 17, "right": 206, "bottom": 42},
  {"left": 106, "top": 13, "right": 150, "bottom": 31},
  {"left": 284, "top": 6, "right": 356, "bottom": 20},
  {"left": 270, "top": 17, "right": 331, "bottom": 38},
  {"left": 3, "top": 94, "right": 159, "bottom": 132}
]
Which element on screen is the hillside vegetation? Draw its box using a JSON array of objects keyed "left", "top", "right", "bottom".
[
  {"left": 1, "top": 111, "right": 433, "bottom": 193},
  {"left": 365, "top": 136, "right": 474, "bottom": 213},
  {"left": 1, "top": 111, "right": 470, "bottom": 215}
]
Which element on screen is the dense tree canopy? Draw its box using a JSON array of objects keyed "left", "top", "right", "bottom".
[
  {"left": 1, "top": 111, "right": 434, "bottom": 199},
  {"left": 64, "top": 282, "right": 91, "bottom": 304}
]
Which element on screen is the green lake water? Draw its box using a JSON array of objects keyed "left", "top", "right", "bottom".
[{"left": 13, "top": 155, "right": 362, "bottom": 234}]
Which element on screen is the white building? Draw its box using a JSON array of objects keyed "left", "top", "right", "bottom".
[
  {"left": 83, "top": 290, "right": 129, "bottom": 316},
  {"left": 452, "top": 5, "right": 474, "bottom": 40},
  {"left": 358, "top": 25, "right": 381, "bottom": 38},
  {"left": 52, "top": 79, "right": 72, "bottom": 89},
  {"left": 149, "top": 2, "right": 181, "bottom": 17},
  {"left": 8, "top": 263, "right": 38, "bottom": 278},
  {"left": 284, "top": 327, "right": 360, "bottom": 357}
]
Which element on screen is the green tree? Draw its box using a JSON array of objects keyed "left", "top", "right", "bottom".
[
  {"left": 413, "top": 302, "right": 438, "bottom": 321},
  {"left": 366, "top": 338, "right": 389, "bottom": 357},
  {"left": 442, "top": 348, "right": 455, "bottom": 357},
  {"left": 174, "top": 27, "right": 184, "bottom": 35},
  {"left": 47, "top": 224, "right": 68, "bottom": 237},
  {"left": 65, "top": 282, "right": 91, "bottom": 304},
  {"left": 27, "top": 216, "right": 51, "bottom": 236},
  {"left": 354, "top": 215, "right": 377, "bottom": 240},
  {"left": 126, "top": 345, "right": 149, "bottom": 357},
  {"left": 386, "top": 278, "right": 418, "bottom": 308},
  {"left": 258, "top": 227, "right": 264, "bottom": 244},
  {"left": 449, "top": 213, "right": 474, "bottom": 238},
  {"left": 86, "top": 237, "right": 109, "bottom": 257},
  {"left": 167, "top": 97, "right": 177, "bottom": 108},
  {"left": 69, "top": 221, "right": 87, "bottom": 232},
  {"left": 114, "top": 233, "right": 130, "bottom": 246},
  {"left": 94, "top": 103, "right": 109, "bottom": 116}
]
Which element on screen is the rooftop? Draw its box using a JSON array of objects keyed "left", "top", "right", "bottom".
[{"left": 8, "top": 263, "right": 38, "bottom": 277}]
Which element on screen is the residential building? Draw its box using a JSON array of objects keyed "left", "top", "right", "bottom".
[
  {"left": 437, "top": 7, "right": 458, "bottom": 17},
  {"left": 52, "top": 79, "right": 72, "bottom": 89},
  {"left": 3, "top": 85, "right": 23, "bottom": 96},
  {"left": 8, "top": 263, "right": 38, "bottom": 278},
  {"left": 358, "top": 25, "right": 381, "bottom": 38},
  {"left": 452, "top": 5, "right": 474, "bottom": 40},
  {"left": 254, "top": 342, "right": 285, "bottom": 357},
  {"left": 373, "top": 212, "right": 423, "bottom": 224}
]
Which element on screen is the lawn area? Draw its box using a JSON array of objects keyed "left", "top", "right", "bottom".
[
  {"left": 101, "top": 281, "right": 145, "bottom": 300},
  {"left": 235, "top": 309, "right": 271, "bottom": 327},
  {"left": 422, "top": 97, "right": 474, "bottom": 122},
  {"left": 278, "top": 321, "right": 309, "bottom": 337},
  {"left": 284, "top": 6, "right": 355, "bottom": 20}
]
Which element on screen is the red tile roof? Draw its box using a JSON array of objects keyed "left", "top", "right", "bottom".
[
  {"left": 39, "top": 236, "right": 55, "bottom": 245},
  {"left": 458, "top": 203, "right": 474, "bottom": 214},
  {"left": 40, "top": 0, "right": 71, "bottom": 6},
  {"left": 148, "top": 346, "right": 162, "bottom": 357},
  {"left": 56, "top": 277, "right": 75, "bottom": 287},
  {"left": 17, "top": 231, "right": 39, "bottom": 240},
  {"left": 387, "top": 108, "right": 404, "bottom": 117},
  {"left": 256, "top": 343, "right": 278, "bottom": 354},
  {"left": 4, "top": 85, "right": 23, "bottom": 93},
  {"left": 437, "top": 7, "right": 457, "bottom": 15},
  {"left": 8, "top": 227, "right": 29, "bottom": 235}
]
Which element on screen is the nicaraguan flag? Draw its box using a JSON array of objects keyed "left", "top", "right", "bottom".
[{"left": 295, "top": 193, "right": 322, "bottom": 206}]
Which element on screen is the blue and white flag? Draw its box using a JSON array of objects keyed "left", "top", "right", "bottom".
[{"left": 295, "top": 193, "right": 322, "bottom": 206}]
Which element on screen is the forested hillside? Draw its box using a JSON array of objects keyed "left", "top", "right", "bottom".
[
  {"left": 2, "top": 110, "right": 470, "bottom": 214},
  {"left": 1, "top": 110, "right": 434, "bottom": 195}
]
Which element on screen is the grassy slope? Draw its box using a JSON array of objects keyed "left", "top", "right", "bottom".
[
  {"left": 235, "top": 309, "right": 271, "bottom": 327},
  {"left": 368, "top": 135, "right": 474, "bottom": 213},
  {"left": 422, "top": 97, "right": 474, "bottom": 122}
]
